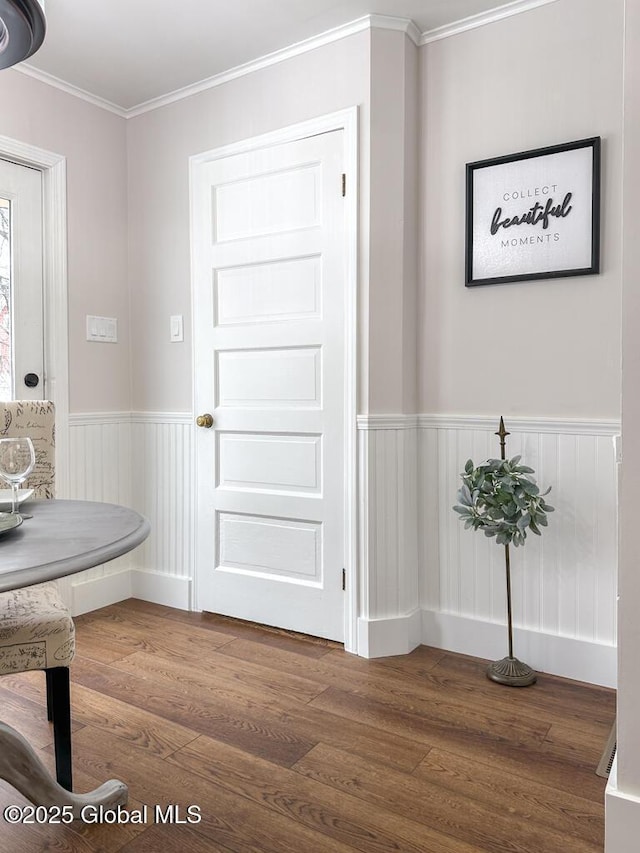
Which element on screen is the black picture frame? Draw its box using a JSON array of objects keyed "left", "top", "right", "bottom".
[{"left": 465, "top": 137, "right": 601, "bottom": 287}]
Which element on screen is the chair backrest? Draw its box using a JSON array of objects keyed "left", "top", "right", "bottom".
[{"left": 0, "top": 400, "right": 55, "bottom": 498}]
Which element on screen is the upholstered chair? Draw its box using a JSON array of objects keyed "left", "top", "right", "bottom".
[
  {"left": 0, "top": 400, "right": 74, "bottom": 791},
  {"left": 0, "top": 399, "right": 56, "bottom": 498}
]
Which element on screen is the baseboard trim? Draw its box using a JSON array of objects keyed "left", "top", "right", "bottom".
[
  {"left": 71, "top": 568, "right": 192, "bottom": 615},
  {"left": 130, "top": 569, "right": 192, "bottom": 610},
  {"left": 357, "top": 610, "right": 422, "bottom": 658},
  {"left": 70, "top": 569, "right": 133, "bottom": 616},
  {"left": 422, "top": 609, "right": 617, "bottom": 688},
  {"left": 605, "top": 758, "right": 640, "bottom": 853}
]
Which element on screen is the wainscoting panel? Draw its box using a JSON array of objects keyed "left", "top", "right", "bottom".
[
  {"left": 130, "top": 413, "right": 193, "bottom": 606},
  {"left": 67, "top": 410, "right": 619, "bottom": 683},
  {"left": 67, "top": 413, "right": 193, "bottom": 614},
  {"left": 358, "top": 414, "right": 618, "bottom": 684},
  {"left": 419, "top": 415, "right": 619, "bottom": 685},
  {"left": 357, "top": 417, "right": 420, "bottom": 656},
  {"left": 68, "top": 413, "right": 133, "bottom": 597}
]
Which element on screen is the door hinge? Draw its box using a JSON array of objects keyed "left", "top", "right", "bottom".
[
  {"left": 342, "top": 568, "right": 346, "bottom": 591},
  {"left": 341, "top": 173, "right": 346, "bottom": 197}
]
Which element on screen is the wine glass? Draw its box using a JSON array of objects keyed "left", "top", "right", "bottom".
[{"left": 0, "top": 437, "right": 35, "bottom": 516}]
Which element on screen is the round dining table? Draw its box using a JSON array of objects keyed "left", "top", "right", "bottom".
[{"left": 0, "top": 499, "right": 150, "bottom": 817}]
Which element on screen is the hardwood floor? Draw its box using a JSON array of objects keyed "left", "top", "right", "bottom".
[{"left": 0, "top": 599, "right": 615, "bottom": 852}]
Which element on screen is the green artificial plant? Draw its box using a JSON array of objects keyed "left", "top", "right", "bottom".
[{"left": 453, "top": 455, "right": 554, "bottom": 547}]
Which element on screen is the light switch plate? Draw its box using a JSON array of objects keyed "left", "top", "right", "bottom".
[
  {"left": 86, "top": 315, "right": 118, "bottom": 343},
  {"left": 170, "top": 314, "right": 184, "bottom": 342}
]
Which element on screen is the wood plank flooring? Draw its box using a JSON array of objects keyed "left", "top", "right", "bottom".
[{"left": 0, "top": 599, "right": 615, "bottom": 852}]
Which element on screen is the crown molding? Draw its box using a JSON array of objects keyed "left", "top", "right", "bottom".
[
  {"left": 419, "top": 0, "right": 561, "bottom": 45},
  {"left": 14, "top": 1, "right": 559, "bottom": 119},
  {"left": 125, "top": 15, "right": 419, "bottom": 119},
  {"left": 16, "top": 14, "right": 418, "bottom": 119},
  {"left": 15, "top": 62, "right": 128, "bottom": 117},
  {"left": 368, "top": 14, "right": 422, "bottom": 45}
]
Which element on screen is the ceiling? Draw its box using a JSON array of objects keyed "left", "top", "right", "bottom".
[{"left": 18, "top": 0, "right": 536, "bottom": 112}]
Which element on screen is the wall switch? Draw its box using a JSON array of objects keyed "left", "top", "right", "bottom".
[
  {"left": 170, "top": 314, "right": 184, "bottom": 342},
  {"left": 86, "top": 315, "right": 118, "bottom": 343}
]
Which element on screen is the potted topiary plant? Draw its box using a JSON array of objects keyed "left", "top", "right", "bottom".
[{"left": 453, "top": 417, "right": 554, "bottom": 686}]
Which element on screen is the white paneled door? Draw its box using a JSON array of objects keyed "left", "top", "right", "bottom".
[
  {"left": 0, "top": 159, "right": 44, "bottom": 400},
  {"left": 193, "top": 129, "right": 347, "bottom": 642}
]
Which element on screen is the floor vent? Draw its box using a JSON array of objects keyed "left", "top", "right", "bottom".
[{"left": 596, "top": 722, "right": 617, "bottom": 778}]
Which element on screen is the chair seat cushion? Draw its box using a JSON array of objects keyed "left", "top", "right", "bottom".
[{"left": 0, "top": 582, "right": 74, "bottom": 675}]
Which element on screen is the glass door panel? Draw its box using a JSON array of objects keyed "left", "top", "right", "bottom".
[
  {"left": 0, "top": 197, "right": 12, "bottom": 399},
  {"left": 0, "top": 161, "right": 43, "bottom": 401}
]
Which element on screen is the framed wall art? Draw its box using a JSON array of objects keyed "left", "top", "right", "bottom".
[{"left": 465, "top": 137, "right": 601, "bottom": 287}]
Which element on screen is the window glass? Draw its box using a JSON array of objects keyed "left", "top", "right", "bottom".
[{"left": 0, "top": 199, "right": 11, "bottom": 400}]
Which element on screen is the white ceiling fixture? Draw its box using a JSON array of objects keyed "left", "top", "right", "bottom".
[
  {"left": 15, "top": 0, "right": 559, "bottom": 114},
  {"left": 0, "top": 0, "right": 45, "bottom": 69}
]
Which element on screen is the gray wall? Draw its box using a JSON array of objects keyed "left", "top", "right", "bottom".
[
  {"left": 0, "top": 69, "right": 130, "bottom": 413},
  {"left": 419, "top": 0, "right": 623, "bottom": 418},
  {"left": 126, "top": 31, "right": 374, "bottom": 413}
]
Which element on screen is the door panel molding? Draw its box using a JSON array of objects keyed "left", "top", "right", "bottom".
[
  {"left": 190, "top": 107, "right": 358, "bottom": 652},
  {"left": 0, "top": 160, "right": 43, "bottom": 399},
  {"left": 0, "top": 135, "right": 68, "bottom": 499}
]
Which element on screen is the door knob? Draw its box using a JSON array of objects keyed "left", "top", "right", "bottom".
[
  {"left": 24, "top": 373, "right": 40, "bottom": 388},
  {"left": 196, "top": 413, "right": 214, "bottom": 428}
]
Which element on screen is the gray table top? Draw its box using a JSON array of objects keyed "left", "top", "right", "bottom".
[{"left": 0, "top": 499, "right": 150, "bottom": 593}]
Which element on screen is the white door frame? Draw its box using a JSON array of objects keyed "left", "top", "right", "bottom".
[
  {"left": 0, "top": 136, "right": 69, "bottom": 497},
  {"left": 189, "top": 107, "right": 359, "bottom": 653}
]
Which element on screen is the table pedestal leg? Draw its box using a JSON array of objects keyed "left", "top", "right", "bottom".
[{"left": 0, "top": 723, "right": 128, "bottom": 818}]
